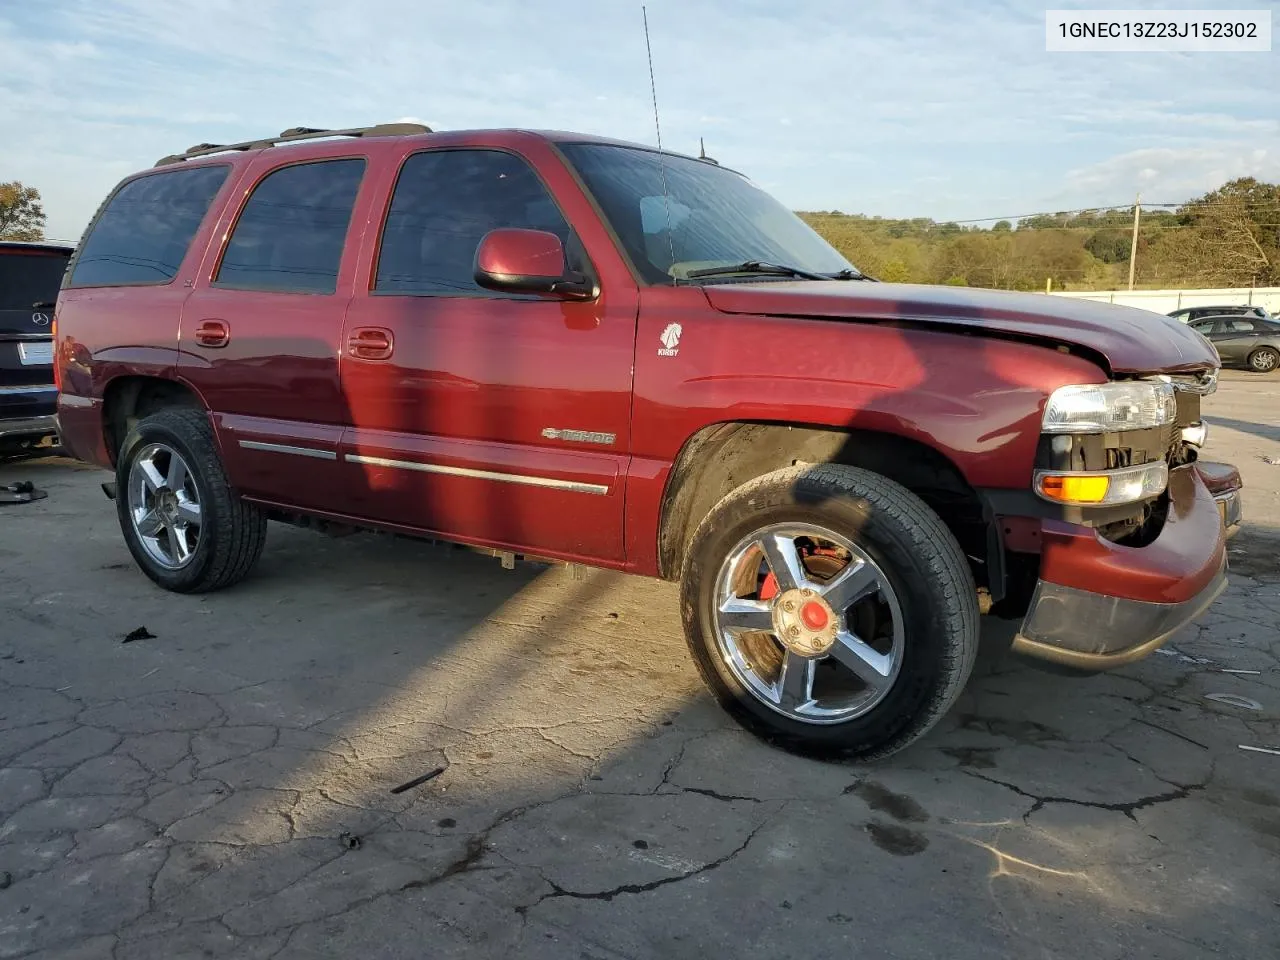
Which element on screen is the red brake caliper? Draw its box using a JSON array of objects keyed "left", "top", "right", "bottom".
[
  {"left": 760, "top": 545, "right": 844, "bottom": 602},
  {"left": 759, "top": 571, "right": 779, "bottom": 601}
]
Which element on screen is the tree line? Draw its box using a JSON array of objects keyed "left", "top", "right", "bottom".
[
  {"left": 801, "top": 177, "right": 1280, "bottom": 291},
  {"left": 5, "top": 176, "right": 1279, "bottom": 291}
]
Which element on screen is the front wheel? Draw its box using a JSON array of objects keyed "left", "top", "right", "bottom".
[
  {"left": 116, "top": 407, "right": 267, "bottom": 592},
  {"left": 680, "top": 464, "right": 979, "bottom": 759},
  {"left": 1248, "top": 347, "right": 1278, "bottom": 372}
]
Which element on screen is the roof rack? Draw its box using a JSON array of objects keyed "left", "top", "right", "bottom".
[{"left": 154, "top": 122, "right": 432, "bottom": 166}]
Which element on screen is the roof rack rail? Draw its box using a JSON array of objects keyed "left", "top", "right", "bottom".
[{"left": 154, "top": 122, "right": 432, "bottom": 166}]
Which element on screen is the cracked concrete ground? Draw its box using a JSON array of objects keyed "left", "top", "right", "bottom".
[{"left": 2, "top": 370, "right": 1278, "bottom": 959}]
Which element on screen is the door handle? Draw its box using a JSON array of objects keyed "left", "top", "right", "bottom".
[
  {"left": 348, "top": 327, "right": 394, "bottom": 361},
  {"left": 195, "top": 319, "right": 230, "bottom": 348}
]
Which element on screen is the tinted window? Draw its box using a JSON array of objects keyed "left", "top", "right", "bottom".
[
  {"left": 69, "top": 166, "right": 229, "bottom": 287},
  {"left": 375, "top": 150, "right": 570, "bottom": 295},
  {"left": 0, "top": 251, "right": 70, "bottom": 309},
  {"left": 1190, "top": 319, "right": 1215, "bottom": 334},
  {"left": 216, "top": 159, "right": 365, "bottom": 294}
]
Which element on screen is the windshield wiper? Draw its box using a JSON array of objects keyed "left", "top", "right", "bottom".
[
  {"left": 684, "top": 260, "right": 832, "bottom": 282},
  {"left": 826, "top": 269, "right": 876, "bottom": 281}
]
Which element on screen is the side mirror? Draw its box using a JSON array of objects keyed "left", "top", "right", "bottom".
[{"left": 474, "top": 228, "right": 596, "bottom": 301}]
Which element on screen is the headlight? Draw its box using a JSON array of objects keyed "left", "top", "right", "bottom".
[
  {"left": 1042, "top": 380, "right": 1177, "bottom": 434},
  {"left": 1035, "top": 462, "right": 1169, "bottom": 506}
]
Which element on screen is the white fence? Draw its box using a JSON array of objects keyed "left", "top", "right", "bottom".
[{"left": 1051, "top": 286, "right": 1280, "bottom": 316}]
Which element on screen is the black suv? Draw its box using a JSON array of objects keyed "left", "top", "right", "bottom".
[{"left": 1, "top": 241, "right": 73, "bottom": 457}]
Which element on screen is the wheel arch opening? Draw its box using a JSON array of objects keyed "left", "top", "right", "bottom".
[
  {"left": 657, "top": 421, "right": 995, "bottom": 593},
  {"left": 102, "top": 376, "right": 204, "bottom": 465}
]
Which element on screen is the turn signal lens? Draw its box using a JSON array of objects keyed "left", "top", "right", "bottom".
[
  {"left": 1039, "top": 474, "right": 1110, "bottom": 503},
  {"left": 1035, "top": 462, "right": 1168, "bottom": 506}
]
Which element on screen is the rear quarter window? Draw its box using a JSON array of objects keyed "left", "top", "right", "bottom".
[{"left": 68, "top": 165, "right": 230, "bottom": 287}]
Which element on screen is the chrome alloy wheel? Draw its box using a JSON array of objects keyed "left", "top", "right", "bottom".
[
  {"left": 127, "top": 442, "right": 203, "bottom": 570},
  {"left": 712, "top": 523, "right": 905, "bottom": 724}
]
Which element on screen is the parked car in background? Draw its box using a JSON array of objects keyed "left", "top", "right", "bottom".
[
  {"left": 1169, "top": 304, "right": 1272, "bottom": 324},
  {"left": 1, "top": 240, "right": 73, "bottom": 458},
  {"left": 55, "top": 123, "right": 1240, "bottom": 758},
  {"left": 1189, "top": 315, "right": 1280, "bottom": 372}
]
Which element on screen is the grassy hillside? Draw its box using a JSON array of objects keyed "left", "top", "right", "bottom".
[{"left": 801, "top": 177, "right": 1280, "bottom": 291}]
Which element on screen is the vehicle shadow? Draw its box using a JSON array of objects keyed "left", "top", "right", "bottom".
[
  {"left": 3, "top": 456, "right": 1273, "bottom": 958},
  {"left": 1205, "top": 415, "right": 1280, "bottom": 444},
  {"left": 4, "top": 297, "right": 1265, "bottom": 956}
]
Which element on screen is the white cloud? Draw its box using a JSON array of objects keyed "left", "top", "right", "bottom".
[
  {"left": 1062, "top": 146, "right": 1280, "bottom": 205},
  {"left": 2, "top": 0, "right": 1276, "bottom": 236}
]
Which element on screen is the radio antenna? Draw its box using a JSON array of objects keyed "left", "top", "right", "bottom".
[
  {"left": 642, "top": 5, "right": 676, "bottom": 282},
  {"left": 642, "top": 6, "right": 663, "bottom": 150}
]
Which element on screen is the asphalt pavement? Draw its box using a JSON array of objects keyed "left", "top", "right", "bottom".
[{"left": 1, "top": 372, "right": 1277, "bottom": 959}]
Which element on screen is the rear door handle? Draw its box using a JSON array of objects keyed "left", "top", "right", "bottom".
[
  {"left": 195, "top": 319, "right": 230, "bottom": 348},
  {"left": 348, "top": 327, "right": 394, "bottom": 361}
]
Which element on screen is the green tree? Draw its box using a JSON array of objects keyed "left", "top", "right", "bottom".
[
  {"left": 1084, "top": 229, "right": 1130, "bottom": 264},
  {"left": 0, "top": 182, "right": 45, "bottom": 240},
  {"left": 1179, "top": 177, "right": 1280, "bottom": 285},
  {"left": 800, "top": 178, "right": 1280, "bottom": 291}
]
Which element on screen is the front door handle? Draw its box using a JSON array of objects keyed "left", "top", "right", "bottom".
[
  {"left": 195, "top": 319, "right": 230, "bottom": 348},
  {"left": 348, "top": 327, "right": 394, "bottom": 361}
]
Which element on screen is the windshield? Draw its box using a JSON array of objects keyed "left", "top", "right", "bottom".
[
  {"left": 559, "top": 143, "right": 856, "bottom": 284},
  {"left": 0, "top": 251, "right": 70, "bottom": 311}
]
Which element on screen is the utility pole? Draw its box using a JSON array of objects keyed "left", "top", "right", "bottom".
[{"left": 1127, "top": 192, "right": 1141, "bottom": 291}]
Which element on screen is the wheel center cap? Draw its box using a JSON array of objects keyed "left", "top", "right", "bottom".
[
  {"left": 772, "top": 588, "right": 838, "bottom": 656},
  {"left": 800, "top": 601, "right": 829, "bottom": 630}
]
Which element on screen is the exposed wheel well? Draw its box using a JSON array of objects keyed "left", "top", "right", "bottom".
[
  {"left": 657, "top": 422, "right": 995, "bottom": 592},
  {"left": 102, "top": 376, "right": 203, "bottom": 464}
]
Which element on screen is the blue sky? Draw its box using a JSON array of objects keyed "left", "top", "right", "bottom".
[{"left": 3, "top": 0, "right": 1276, "bottom": 240}]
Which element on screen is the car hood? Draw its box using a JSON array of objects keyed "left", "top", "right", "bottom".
[{"left": 701, "top": 281, "right": 1218, "bottom": 375}]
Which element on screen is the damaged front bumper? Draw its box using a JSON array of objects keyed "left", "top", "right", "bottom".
[{"left": 1012, "top": 461, "right": 1240, "bottom": 670}]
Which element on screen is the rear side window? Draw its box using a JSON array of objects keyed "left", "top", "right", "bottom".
[
  {"left": 1223, "top": 318, "right": 1256, "bottom": 333},
  {"left": 215, "top": 159, "right": 365, "bottom": 295},
  {"left": 374, "top": 149, "right": 570, "bottom": 295},
  {"left": 0, "top": 252, "right": 70, "bottom": 309},
  {"left": 69, "top": 165, "right": 229, "bottom": 287}
]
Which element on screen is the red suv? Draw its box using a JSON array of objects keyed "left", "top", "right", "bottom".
[{"left": 55, "top": 124, "right": 1241, "bottom": 758}]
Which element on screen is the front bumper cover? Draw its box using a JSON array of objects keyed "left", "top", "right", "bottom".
[
  {"left": 1012, "top": 557, "right": 1227, "bottom": 669},
  {"left": 1012, "top": 461, "right": 1239, "bottom": 670}
]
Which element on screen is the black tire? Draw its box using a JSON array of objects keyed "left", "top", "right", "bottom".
[
  {"left": 115, "top": 407, "right": 266, "bottom": 592},
  {"left": 680, "top": 464, "right": 979, "bottom": 760},
  {"left": 1248, "top": 347, "right": 1278, "bottom": 373}
]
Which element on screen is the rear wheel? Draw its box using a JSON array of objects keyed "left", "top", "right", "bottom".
[
  {"left": 680, "top": 464, "right": 979, "bottom": 759},
  {"left": 116, "top": 407, "right": 266, "bottom": 592},
  {"left": 1248, "top": 347, "right": 1278, "bottom": 372}
]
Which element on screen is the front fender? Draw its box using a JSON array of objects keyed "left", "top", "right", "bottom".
[{"left": 631, "top": 292, "right": 1107, "bottom": 490}]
